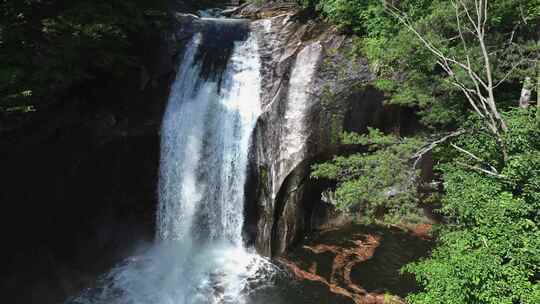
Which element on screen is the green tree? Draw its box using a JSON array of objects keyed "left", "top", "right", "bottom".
[
  {"left": 309, "top": 1, "right": 540, "bottom": 302},
  {"left": 302, "top": 0, "right": 539, "bottom": 129},
  {"left": 311, "top": 128, "right": 426, "bottom": 224},
  {"left": 404, "top": 109, "right": 540, "bottom": 304},
  {"left": 0, "top": 0, "right": 167, "bottom": 113}
]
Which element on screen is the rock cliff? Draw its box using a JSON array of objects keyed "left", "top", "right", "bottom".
[{"left": 236, "top": 3, "right": 415, "bottom": 256}]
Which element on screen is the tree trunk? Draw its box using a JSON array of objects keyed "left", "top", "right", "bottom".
[
  {"left": 519, "top": 77, "right": 532, "bottom": 108},
  {"left": 536, "top": 70, "right": 540, "bottom": 126}
]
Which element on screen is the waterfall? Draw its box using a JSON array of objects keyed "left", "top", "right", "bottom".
[
  {"left": 158, "top": 23, "right": 260, "bottom": 246},
  {"left": 68, "top": 17, "right": 275, "bottom": 304}
]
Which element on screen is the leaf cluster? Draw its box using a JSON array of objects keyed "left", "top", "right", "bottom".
[
  {"left": 405, "top": 109, "right": 540, "bottom": 304},
  {"left": 311, "top": 128, "right": 425, "bottom": 224}
]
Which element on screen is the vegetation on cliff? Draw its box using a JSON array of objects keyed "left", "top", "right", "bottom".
[
  {"left": 312, "top": 128, "right": 425, "bottom": 224},
  {"left": 308, "top": 0, "right": 540, "bottom": 303},
  {"left": 0, "top": 0, "right": 167, "bottom": 114},
  {"left": 302, "top": 0, "right": 538, "bottom": 127}
]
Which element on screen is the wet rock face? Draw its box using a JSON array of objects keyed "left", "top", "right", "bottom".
[
  {"left": 241, "top": 4, "right": 417, "bottom": 257},
  {"left": 240, "top": 9, "right": 365, "bottom": 256},
  {"left": 233, "top": 2, "right": 300, "bottom": 19}
]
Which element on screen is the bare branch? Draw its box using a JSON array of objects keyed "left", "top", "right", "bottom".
[
  {"left": 457, "top": 0, "right": 479, "bottom": 32},
  {"left": 494, "top": 59, "right": 526, "bottom": 88},
  {"left": 411, "top": 130, "right": 466, "bottom": 169},
  {"left": 482, "top": 0, "right": 488, "bottom": 33},
  {"left": 457, "top": 162, "right": 506, "bottom": 178},
  {"left": 519, "top": 4, "right": 529, "bottom": 24},
  {"left": 451, "top": 143, "right": 499, "bottom": 174},
  {"left": 383, "top": 0, "right": 509, "bottom": 157}
]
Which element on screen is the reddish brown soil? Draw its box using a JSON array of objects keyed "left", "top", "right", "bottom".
[
  {"left": 276, "top": 224, "right": 432, "bottom": 304},
  {"left": 409, "top": 223, "right": 432, "bottom": 239}
]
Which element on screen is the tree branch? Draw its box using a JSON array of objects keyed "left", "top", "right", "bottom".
[
  {"left": 457, "top": 162, "right": 506, "bottom": 178},
  {"left": 411, "top": 130, "right": 466, "bottom": 169},
  {"left": 451, "top": 143, "right": 499, "bottom": 174},
  {"left": 383, "top": 0, "right": 509, "bottom": 160}
]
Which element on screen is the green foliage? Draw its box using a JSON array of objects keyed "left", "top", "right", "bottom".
[
  {"left": 0, "top": 0, "right": 167, "bottom": 112},
  {"left": 404, "top": 109, "right": 540, "bottom": 304},
  {"left": 314, "top": 113, "right": 540, "bottom": 304},
  {"left": 383, "top": 293, "right": 403, "bottom": 304},
  {"left": 308, "top": 1, "right": 540, "bottom": 302},
  {"left": 249, "top": 0, "right": 267, "bottom": 5},
  {"left": 312, "top": 128, "right": 425, "bottom": 224},
  {"left": 303, "top": 0, "right": 540, "bottom": 128}
]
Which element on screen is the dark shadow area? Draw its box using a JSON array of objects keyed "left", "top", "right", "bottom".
[
  {"left": 0, "top": 10, "right": 172, "bottom": 301},
  {"left": 248, "top": 271, "right": 353, "bottom": 304},
  {"left": 0, "top": 134, "right": 159, "bottom": 304},
  {"left": 343, "top": 86, "right": 421, "bottom": 137},
  {"left": 196, "top": 19, "right": 249, "bottom": 82}
]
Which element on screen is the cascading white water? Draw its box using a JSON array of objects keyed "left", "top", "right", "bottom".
[
  {"left": 68, "top": 18, "right": 277, "bottom": 304},
  {"left": 158, "top": 29, "right": 261, "bottom": 245}
]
